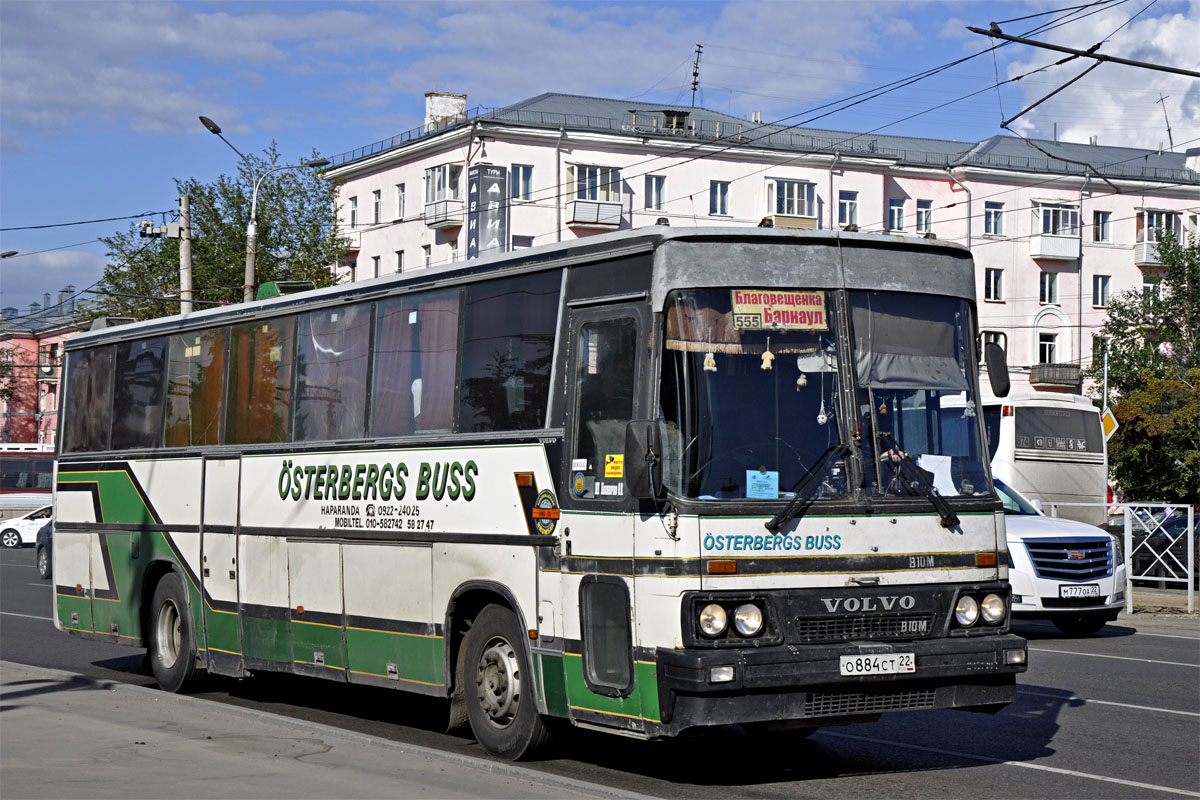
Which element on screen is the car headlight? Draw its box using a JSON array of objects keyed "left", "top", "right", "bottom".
[
  {"left": 980, "top": 593, "right": 1006, "bottom": 625},
  {"left": 733, "top": 603, "right": 764, "bottom": 636},
  {"left": 1111, "top": 535, "right": 1124, "bottom": 565},
  {"left": 955, "top": 595, "right": 980, "bottom": 627},
  {"left": 698, "top": 603, "right": 728, "bottom": 637}
]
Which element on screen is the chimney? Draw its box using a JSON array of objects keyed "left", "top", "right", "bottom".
[
  {"left": 1, "top": 307, "right": 16, "bottom": 320},
  {"left": 30, "top": 302, "right": 41, "bottom": 316},
  {"left": 425, "top": 91, "right": 467, "bottom": 133},
  {"left": 43, "top": 292, "right": 51, "bottom": 310},
  {"left": 64, "top": 284, "right": 76, "bottom": 312}
]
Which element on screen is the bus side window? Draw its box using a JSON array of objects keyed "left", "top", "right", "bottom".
[
  {"left": 165, "top": 328, "right": 227, "bottom": 447},
  {"left": 225, "top": 317, "right": 297, "bottom": 445},
  {"left": 295, "top": 303, "right": 371, "bottom": 442},
  {"left": 373, "top": 289, "right": 460, "bottom": 437},
  {"left": 111, "top": 337, "right": 167, "bottom": 450},
  {"left": 62, "top": 345, "right": 114, "bottom": 453},
  {"left": 572, "top": 317, "right": 638, "bottom": 499}
]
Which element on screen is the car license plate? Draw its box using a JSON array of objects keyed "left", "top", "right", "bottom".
[
  {"left": 1060, "top": 584, "right": 1100, "bottom": 598},
  {"left": 839, "top": 653, "right": 916, "bottom": 676}
]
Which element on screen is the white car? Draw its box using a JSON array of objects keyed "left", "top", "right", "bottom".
[
  {"left": 1, "top": 505, "right": 52, "bottom": 548},
  {"left": 997, "top": 478, "right": 1125, "bottom": 636}
]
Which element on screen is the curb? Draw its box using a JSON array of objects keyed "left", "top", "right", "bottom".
[{"left": 0, "top": 660, "right": 652, "bottom": 800}]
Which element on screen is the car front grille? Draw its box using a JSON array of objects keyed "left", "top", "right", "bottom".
[{"left": 1024, "top": 537, "right": 1112, "bottom": 581}]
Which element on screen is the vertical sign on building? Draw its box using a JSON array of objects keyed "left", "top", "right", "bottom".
[{"left": 467, "top": 165, "right": 509, "bottom": 260}]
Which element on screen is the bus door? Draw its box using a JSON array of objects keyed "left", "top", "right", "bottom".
[
  {"left": 558, "top": 302, "right": 646, "bottom": 713},
  {"left": 200, "top": 456, "right": 244, "bottom": 674}
]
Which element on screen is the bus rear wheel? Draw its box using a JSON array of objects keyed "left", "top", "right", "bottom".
[
  {"left": 463, "top": 604, "right": 551, "bottom": 760},
  {"left": 149, "top": 573, "right": 198, "bottom": 692}
]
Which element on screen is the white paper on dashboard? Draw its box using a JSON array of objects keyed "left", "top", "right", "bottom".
[{"left": 917, "top": 454, "right": 955, "bottom": 496}]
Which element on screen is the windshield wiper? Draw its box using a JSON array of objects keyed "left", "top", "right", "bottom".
[
  {"left": 765, "top": 444, "right": 848, "bottom": 533},
  {"left": 876, "top": 432, "right": 960, "bottom": 529}
]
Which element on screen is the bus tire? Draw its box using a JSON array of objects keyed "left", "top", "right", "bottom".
[
  {"left": 149, "top": 572, "right": 198, "bottom": 692},
  {"left": 1051, "top": 614, "right": 1107, "bottom": 637},
  {"left": 463, "top": 604, "right": 551, "bottom": 760}
]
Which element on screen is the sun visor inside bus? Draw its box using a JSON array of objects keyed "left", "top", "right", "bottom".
[{"left": 852, "top": 306, "right": 968, "bottom": 390}]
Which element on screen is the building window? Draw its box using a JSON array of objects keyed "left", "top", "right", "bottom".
[
  {"left": 984, "top": 268, "right": 1004, "bottom": 301},
  {"left": 1142, "top": 275, "right": 1162, "bottom": 301},
  {"left": 982, "top": 331, "right": 1007, "bottom": 354},
  {"left": 422, "top": 245, "right": 431, "bottom": 269},
  {"left": 1136, "top": 210, "right": 1181, "bottom": 243},
  {"left": 984, "top": 201, "right": 1004, "bottom": 236},
  {"left": 512, "top": 235, "right": 534, "bottom": 249},
  {"left": 1035, "top": 203, "right": 1079, "bottom": 236},
  {"left": 645, "top": 175, "right": 666, "bottom": 211},
  {"left": 395, "top": 250, "right": 404, "bottom": 273},
  {"left": 570, "top": 165, "right": 621, "bottom": 202},
  {"left": 710, "top": 181, "right": 729, "bottom": 216},
  {"left": 395, "top": 184, "right": 405, "bottom": 221},
  {"left": 1092, "top": 274, "right": 1111, "bottom": 307},
  {"left": 774, "top": 180, "right": 815, "bottom": 217},
  {"left": 371, "top": 255, "right": 381, "bottom": 278},
  {"left": 512, "top": 165, "right": 533, "bottom": 202},
  {"left": 372, "top": 190, "right": 381, "bottom": 225},
  {"left": 349, "top": 196, "right": 358, "bottom": 228},
  {"left": 1092, "top": 210, "right": 1110, "bottom": 242},
  {"left": 1038, "top": 333, "right": 1058, "bottom": 364},
  {"left": 888, "top": 199, "right": 904, "bottom": 231},
  {"left": 916, "top": 199, "right": 932, "bottom": 233},
  {"left": 838, "top": 191, "right": 858, "bottom": 227},
  {"left": 1091, "top": 335, "right": 1107, "bottom": 368},
  {"left": 425, "top": 164, "right": 463, "bottom": 204},
  {"left": 448, "top": 240, "right": 458, "bottom": 262},
  {"left": 348, "top": 260, "right": 357, "bottom": 281},
  {"left": 1040, "top": 272, "right": 1058, "bottom": 304}
]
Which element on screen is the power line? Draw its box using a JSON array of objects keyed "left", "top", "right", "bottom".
[
  {"left": 0, "top": 210, "right": 174, "bottom": 232},
  {"left": 967, "top": 26, "right": 1200, "bottom": 78}
]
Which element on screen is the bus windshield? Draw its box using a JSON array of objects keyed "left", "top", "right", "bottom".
[{"left": 659, "top": 288, "right": 990, "bottom": 501}]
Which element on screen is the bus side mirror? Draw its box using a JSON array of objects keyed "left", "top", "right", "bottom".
[
  {"left": 624, "top": 420, "right": 662, "bottom": 500},
  {"left": 984, "top": 343, "right": 1010, "bottom": 398}
]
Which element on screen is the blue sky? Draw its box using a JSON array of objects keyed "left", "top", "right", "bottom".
[{"left": 2, "top": 0, "right": 1197, "bottom": 314}]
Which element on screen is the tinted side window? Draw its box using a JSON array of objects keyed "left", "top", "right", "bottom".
[
  {"left": 0, "top": 459, "right": 32, "bottom": 491},
  {"left": 580, "top": 578, "right": 633, "bottom": 694},
  {"left": 111, "top": 337, "right": 167, "bottom": 450},
  {"left": 62, "top": 346, "right": 114, "bottom": 453},
  {"left": 295, "top": 304, "right": 371, "bottom": 441},
  {"left": 165, "top": 328, "right": 227, "bottom": 447},
  {"left": 225, "top": 318, "right": 296, "bottom": 445},
  {"left": 373, "top": 289, "right": 460, "bottom": 437},
  {"left": 459, "top": 271, "right": 560, "bottom": 432},
  {"left": 571, "top": 317, "right": 638, "bottom": 499}
]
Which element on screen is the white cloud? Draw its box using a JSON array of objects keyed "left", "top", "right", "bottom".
[{"left": 1004, "top": 1, "right": 1200, "bottom": 149}]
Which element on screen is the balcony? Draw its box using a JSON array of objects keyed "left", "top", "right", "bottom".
[
  {"left": 769, "top": 214, "right": 818, "bottom": 230},
  {"left": 567, "top": 200, "right": 623, "bottom": 229},
  {"left": 1134, "top": 241, "right": 1164, "bottom": 267},
  {"left": 1029, "top": 363, "right": 1082, "bottom": 392},
  {"left": 424, "top": 199, "right": 464, "bottom": 229},
  {"left": 1029, "top": 234, "right": 1079, "bottom": 261}
]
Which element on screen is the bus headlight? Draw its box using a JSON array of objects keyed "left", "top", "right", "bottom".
[
  {"left": 733, "top": 603, "right": 763, "bottom": 636},
  {"left": 954, "top": 595, "right": 980, "bottom": 627},
  {"left": 698, "top": 603, "right": 728, "bottom": 637},
  {"left": 980, "top": 593, "right": 1006, "bottom": 625}
]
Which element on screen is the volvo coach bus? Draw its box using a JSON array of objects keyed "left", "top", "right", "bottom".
[{"left": 52, "top": 227, "right": 1026, "bottom": 759}]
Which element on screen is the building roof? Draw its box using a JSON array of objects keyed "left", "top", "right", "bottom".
[
  {"left": 0, "top": 289, "right": 91, "bottom": 338},
  {"left": 330, "top": 92, "right": 1197, "bottom": 185}
]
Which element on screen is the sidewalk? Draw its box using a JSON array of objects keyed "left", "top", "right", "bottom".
[
  {"left": 1129, "top": 586, "right": 1199, "bottom": 618},
  {"left": 0, "top": 661, "right": 647, "bottom": 800}
]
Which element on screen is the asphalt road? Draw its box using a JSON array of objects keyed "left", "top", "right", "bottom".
[{"left": 3, "top": 544, "right": 1198, "bottom": 799}]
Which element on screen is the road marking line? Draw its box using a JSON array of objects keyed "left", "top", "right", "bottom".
[
  {"left": 0, "top": 611, "right": 53, "bottom": 622},
  {"left": 1019, "top": 689, "right": 1200, "bottom": 717},
  {"left": 1029, "top": 647, "right": 1199, "bottom": 668},
  {"left": 27, "top": 582, "right": 51, "bottom": 588},
  {"left": 1132, "top": 631, "right": 1200, "bottom": 641},
  {"left": 824, "top": 731, "right": 1200, "bottom": 797}
]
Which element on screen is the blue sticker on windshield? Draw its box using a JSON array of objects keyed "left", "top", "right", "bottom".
[{"left": 746, "top": 470, "right": 779, "bottom": 499}]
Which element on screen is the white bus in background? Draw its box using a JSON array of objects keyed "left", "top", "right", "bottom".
[{"left": 980, "top": 390, "right": 1106, "bottom": 526}]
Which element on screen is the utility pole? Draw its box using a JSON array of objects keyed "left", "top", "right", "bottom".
[
  {"left": 1157, "top": 94, "right": 1174, "bottom": 151},
  {"left": 179, "top": 195, "right": 192, "bottom": 314},
  {"left": 690, "top": 43, "right": 703, "bottom": 107}
]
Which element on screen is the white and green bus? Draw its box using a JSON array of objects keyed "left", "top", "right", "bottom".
[{"left": 52, "top": 227, "right": 1026, "bottom": 758}]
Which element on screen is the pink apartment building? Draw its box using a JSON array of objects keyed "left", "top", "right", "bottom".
[{"left": 326, "top": 92, "right": 1200, "bottom": 393}]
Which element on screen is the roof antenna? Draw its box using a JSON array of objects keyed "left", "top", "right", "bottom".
[
  {"left": 1157, "top": 93, "right": 1174, "bottom": 151},
  {"left": 690, "top": 43, "right": 704, "bottom": 107}
]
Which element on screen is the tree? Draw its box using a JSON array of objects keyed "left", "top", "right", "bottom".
[
  {"left": 1085, "top": 229, "right": 1200, "bottom": 504},
  {"left": 93, "top": 144, "right": 347, "bottom": 320}
]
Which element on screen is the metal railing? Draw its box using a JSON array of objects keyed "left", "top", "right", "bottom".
[{"left": 1046, "top": 501, "right": 1195, "bottom": 613}]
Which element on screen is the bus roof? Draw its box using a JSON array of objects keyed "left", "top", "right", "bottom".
[{"left": 64, "top": 226, "right": 972, "bottom": 350}]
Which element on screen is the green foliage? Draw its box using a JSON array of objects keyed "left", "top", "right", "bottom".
[
  {"left": 1085, "top": 230, "right": 1200, "bottom": 503},
  {"left": 94, "top": 144, "right": 347, "bottom": 320}
]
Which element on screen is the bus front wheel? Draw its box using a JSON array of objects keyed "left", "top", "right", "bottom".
[
  {"left": 149, "top": 573, "right": 199, "bottom": 692},
  {"left": 463, "top": 604, "right": 552, "bottom": 760}
]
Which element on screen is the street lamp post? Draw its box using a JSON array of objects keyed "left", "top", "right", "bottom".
[{"left": 199, "top": 116, "right": 329, "bottom": 302}]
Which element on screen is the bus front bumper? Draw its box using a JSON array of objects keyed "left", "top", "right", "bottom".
[{"left": 654, "top": 633, "right": 1026, "bottom": 734}]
